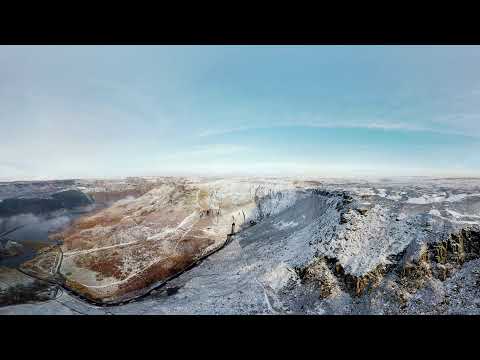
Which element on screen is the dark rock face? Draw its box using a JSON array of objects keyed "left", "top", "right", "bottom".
[
  {"left": 0, "top": 190, "right": 93, "bottom": 217},
  {"left": 356, "top": 208, "right": 369, "bottom": 216}
]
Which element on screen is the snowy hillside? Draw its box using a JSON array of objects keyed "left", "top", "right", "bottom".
[{"left": 1, "top": 177, "right": 480, "bottom": 314}]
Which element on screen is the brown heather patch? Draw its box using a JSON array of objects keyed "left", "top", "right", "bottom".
[
  {"left": 176, "top": 236, "right": 215, "bottom": 256},
  {"left": 73, "top": 213, "right": 123, "bottom": 230},
  {"left": 116, "top": 236, "right": 215, "bottom": 298},
  {"left": 74, "top": 253, "right": 125, "bottom": 280},
  {"left": 117, "top": 253, "right": 193, "bottom": 296},
  {"left": 20, "top": 247, "right": 60, "bottom": 278},
  {"left": 48, "top": 210, "right": 106, "bottom": 244},
  {"left": 62, "top": 234, "right": 98, "bottom": 251},
  {"left": 64, "top": 278, "right": 105, "bottom": 302},
  {"left": 57, "top": 214, "right": 126, "bottom": 251},
  {"left": 120, "top": 239, "right": 162, "bottom": 260},
  {"left": 89, "top": 187, "right": 155, "bottom": 205}
]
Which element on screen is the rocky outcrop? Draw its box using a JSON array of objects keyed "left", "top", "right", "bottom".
[
  {"left": 296, "top": 257, "right": 339, "bottom": 298},
  {"left": 400, "top": 225, "right": 480, "bottom": 282}
]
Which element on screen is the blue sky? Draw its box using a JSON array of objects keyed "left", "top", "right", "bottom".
[{"left": 1, "top": 45, "right": 480, "bottom": 180}]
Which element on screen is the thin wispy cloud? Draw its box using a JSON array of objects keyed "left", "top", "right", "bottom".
[
  {"left": 197, "top": 120, "right": 479, "bottom": 138},
  {"left": 161, "top": 144, "right": 252, "bottom": 160},
  {"left": 1, "top": 45, "right": 480, "bottom": 179}
]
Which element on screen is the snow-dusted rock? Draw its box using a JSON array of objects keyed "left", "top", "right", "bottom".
[{"left": 2, "top": 176, "right": 480, "bottom": 314}]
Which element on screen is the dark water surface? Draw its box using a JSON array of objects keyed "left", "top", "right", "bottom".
[{"left": 0, "top": 206, "right": 97, "bottom": 268}]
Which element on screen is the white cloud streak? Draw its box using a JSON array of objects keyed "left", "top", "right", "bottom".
[{"left": 197, "top": 120, "right": 479, "bottom": 138}]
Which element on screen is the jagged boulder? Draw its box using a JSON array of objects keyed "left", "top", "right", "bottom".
[
  {"left": 297, "top": 258, "right": 339, "bottom": 298},
  {"left": 356, "top": 208, "right": 369, "bottom": 216}
]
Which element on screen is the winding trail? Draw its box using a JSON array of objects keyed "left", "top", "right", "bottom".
[
  {"left": 22, "top": 189, "right": 239, "bottom": 308},
  {"left": 50, "top": 232, "right": 236, "bottom": 308}
]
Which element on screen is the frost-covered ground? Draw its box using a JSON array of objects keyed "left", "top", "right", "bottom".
[{"left": 1, "top": 177, "right": 480, "bottom": 314}]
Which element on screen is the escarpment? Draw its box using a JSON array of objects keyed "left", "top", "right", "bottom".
[{"left": 5, "top": 177, "right": 480, "bottom": 314}]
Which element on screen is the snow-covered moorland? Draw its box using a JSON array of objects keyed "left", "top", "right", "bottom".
[{"left": 1, "top": 177, "right": 480, "bottom": 314}]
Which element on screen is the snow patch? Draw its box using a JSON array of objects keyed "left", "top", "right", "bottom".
[
  {"left": 429, "top": 209, "right": 442, "bottom": 216},
  {"left": 261, "top": 263, "right": 298, "bottom": 292},
  {"left": 386, "top": 194, "right": 402, "bottom": 201},
  {"left": 357, "top": 188, "right": 376, "bottom": 196},
  {"left": 376, "top": 189, "right": 387, "bottom": 197},
  {"left": 406, "top": 193, "right": 480, "bottom": 204},
  {"left": 446, "top": 209, "right": 480, "bottom": 219},
  {"left": 274, "top": 220, "right": 298, "bottom": 230}
]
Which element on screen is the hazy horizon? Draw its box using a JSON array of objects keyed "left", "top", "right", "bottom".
[{"left": 2, "top": 45, "right": 480, "bottom": 180}]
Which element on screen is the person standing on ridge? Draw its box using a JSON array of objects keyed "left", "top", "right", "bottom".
[{"left": 231, "top": 216, "right": 235, "bottom": 235}]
